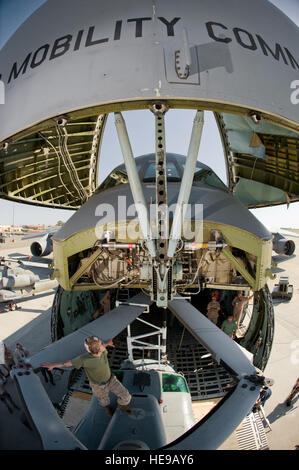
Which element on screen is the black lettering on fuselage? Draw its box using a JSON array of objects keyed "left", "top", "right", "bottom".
[
  {"left": 206, "top": 21, "right": 298, "bottom": 69},
  {"left": 8, "top": 53, "right": 32, "bottom": 83},
  {"left": 233, "top": 27, "right": 257, "bottom": 50},
  {"left": 85, "top": 26, "right": 109, "bottom": 47},
  {"left": 284, "top": 48, "right": 299, "bottom": 70},
  {"left": 158, "top": 17, "right": 181, "bottom": 36},
  {"left": 256, "top": 34, "right": 288, "bottom": 65},
  {"left": 74, "top": 30, "right": 84, "bottom": 51},
  {"left": 31, "top": 44, "right": 49, "bottom": 68},
  {"left": 114, "top": 20, "right": 122, "bottom": 40},
  {"left": 4, "top": 18, "right": 298, "bottom": 84},
  {"left": 206, "top": 21, "right": 231, "bottom": 43},
  {"left": 127, "top": 17, "right": 152, "bottom": 38},
  {"left": 50, "top": 35, "right": 72, "bottom": 60},
  {"left": 284, "top": 47, "right": 299, "bottom": 69}
]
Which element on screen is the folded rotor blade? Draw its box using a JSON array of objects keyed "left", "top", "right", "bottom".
[
  {"left": 13, "top": 367, "right": 87, "bottom": 450},
  {"left": 29, "top": 292, "right": 153, "bottom": 369},
  {"left": 166, "top": 377, "right": 261, "bottom": 450},
  {"left": 168, "top": 296, "right": 257, "bottom": 377},
  {"left": 166, "top": 296, "right": 263, "bottom": 449}
]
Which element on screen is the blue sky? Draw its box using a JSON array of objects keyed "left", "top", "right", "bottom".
[{"left": 0, "top": 0, "right": 298, "bottom": 228}]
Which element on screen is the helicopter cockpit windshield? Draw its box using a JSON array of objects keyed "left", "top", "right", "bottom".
[{"left": 97, "top": 153, "right": 227, "bottom": 193}]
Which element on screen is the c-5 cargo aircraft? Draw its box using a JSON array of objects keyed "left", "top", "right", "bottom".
[{"left": 0, "top": 0, "right": 298, "bottom": 451}]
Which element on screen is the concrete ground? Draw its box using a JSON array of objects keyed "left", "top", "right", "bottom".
[
  {"left": 0, "top": 236, "right": 54, "bottom": 354},
  {"left": 0, "top": 237, "right": 298, "bottom": 450},
  {"left": 262, "top": 238, "right": 299, "bottom": 450}
]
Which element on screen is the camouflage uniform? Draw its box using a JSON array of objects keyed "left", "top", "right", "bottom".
[
  {"left": 90, "top": 375, "right": 131, "bottom": 407},
  {"left": 71, "top": 350, "right": 131, "bottom": 408},
  {"left": 4, "top": 346, "right": 14, "bottom": 370},
  {"left": 285, "top": 378, "right": 299, "bottom": 406},
  {"left": 207, "top": 300, "right": 220, "bottom": 325}
]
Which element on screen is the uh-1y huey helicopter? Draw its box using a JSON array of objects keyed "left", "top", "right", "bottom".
[{"left": 0, "top": 0, "right": 298, "bottom": 450}]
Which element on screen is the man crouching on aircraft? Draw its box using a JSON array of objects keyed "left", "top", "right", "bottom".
[{"left": 41, "top": 336, "right": 132, "bottom": 418}]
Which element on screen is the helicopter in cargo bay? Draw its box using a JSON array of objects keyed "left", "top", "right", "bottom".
[{"left": 0, "top": 0, "right": 298, "bottom": 451}]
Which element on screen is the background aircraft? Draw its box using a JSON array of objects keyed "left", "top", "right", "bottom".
[
  {"left": 270, "top": 229, "right": 298, "bottom": 256},
  {"left": 0, "top": 257, "right": 57, "bottom": 303},
  {"left": 22, "top": 230, "right": 57, "bottom": 257}
]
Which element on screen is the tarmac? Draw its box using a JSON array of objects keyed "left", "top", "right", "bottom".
[
  {"left": 262, "top": 244, "right": 299, "bottom": 450},
  {"left": 0, "top": 235, "right": 298, "bottom": 450},
  {"left": 0, "top": 236, "right": 54, "bottom": 355}
]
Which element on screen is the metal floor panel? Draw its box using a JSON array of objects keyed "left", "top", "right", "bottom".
[
  {"left": 235, "top": 412, "right": 269, "bottom": 450},
  {"left": 168, "top": 343, "right": 234, "bottom": 400}
]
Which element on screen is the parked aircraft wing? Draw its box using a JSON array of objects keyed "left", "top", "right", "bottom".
[
  {"left": 271, "top": 229, "right": 299, "bottom": 239},
  {"left": 22, "top": 229, "right": 58, "bottom": 240},
  {"left": 28, "top": 292, "right": 153, "bottom": 369}
]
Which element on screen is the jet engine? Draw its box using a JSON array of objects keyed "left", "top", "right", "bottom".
[
  {"left": 272, "top": 233, "right": 295, "bottom": 256},
  {"left": 30, "top": 235, "right": 53, "bottom": 257}
]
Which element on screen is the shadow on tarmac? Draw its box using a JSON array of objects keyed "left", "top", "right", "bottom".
[{"left": 267, "top": 398, "right": 299, "bottom": 424}]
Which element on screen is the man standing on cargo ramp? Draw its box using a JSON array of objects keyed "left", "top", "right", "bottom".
[{"left": 41, "top": 336, "right": 132, "bottom": 418}]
